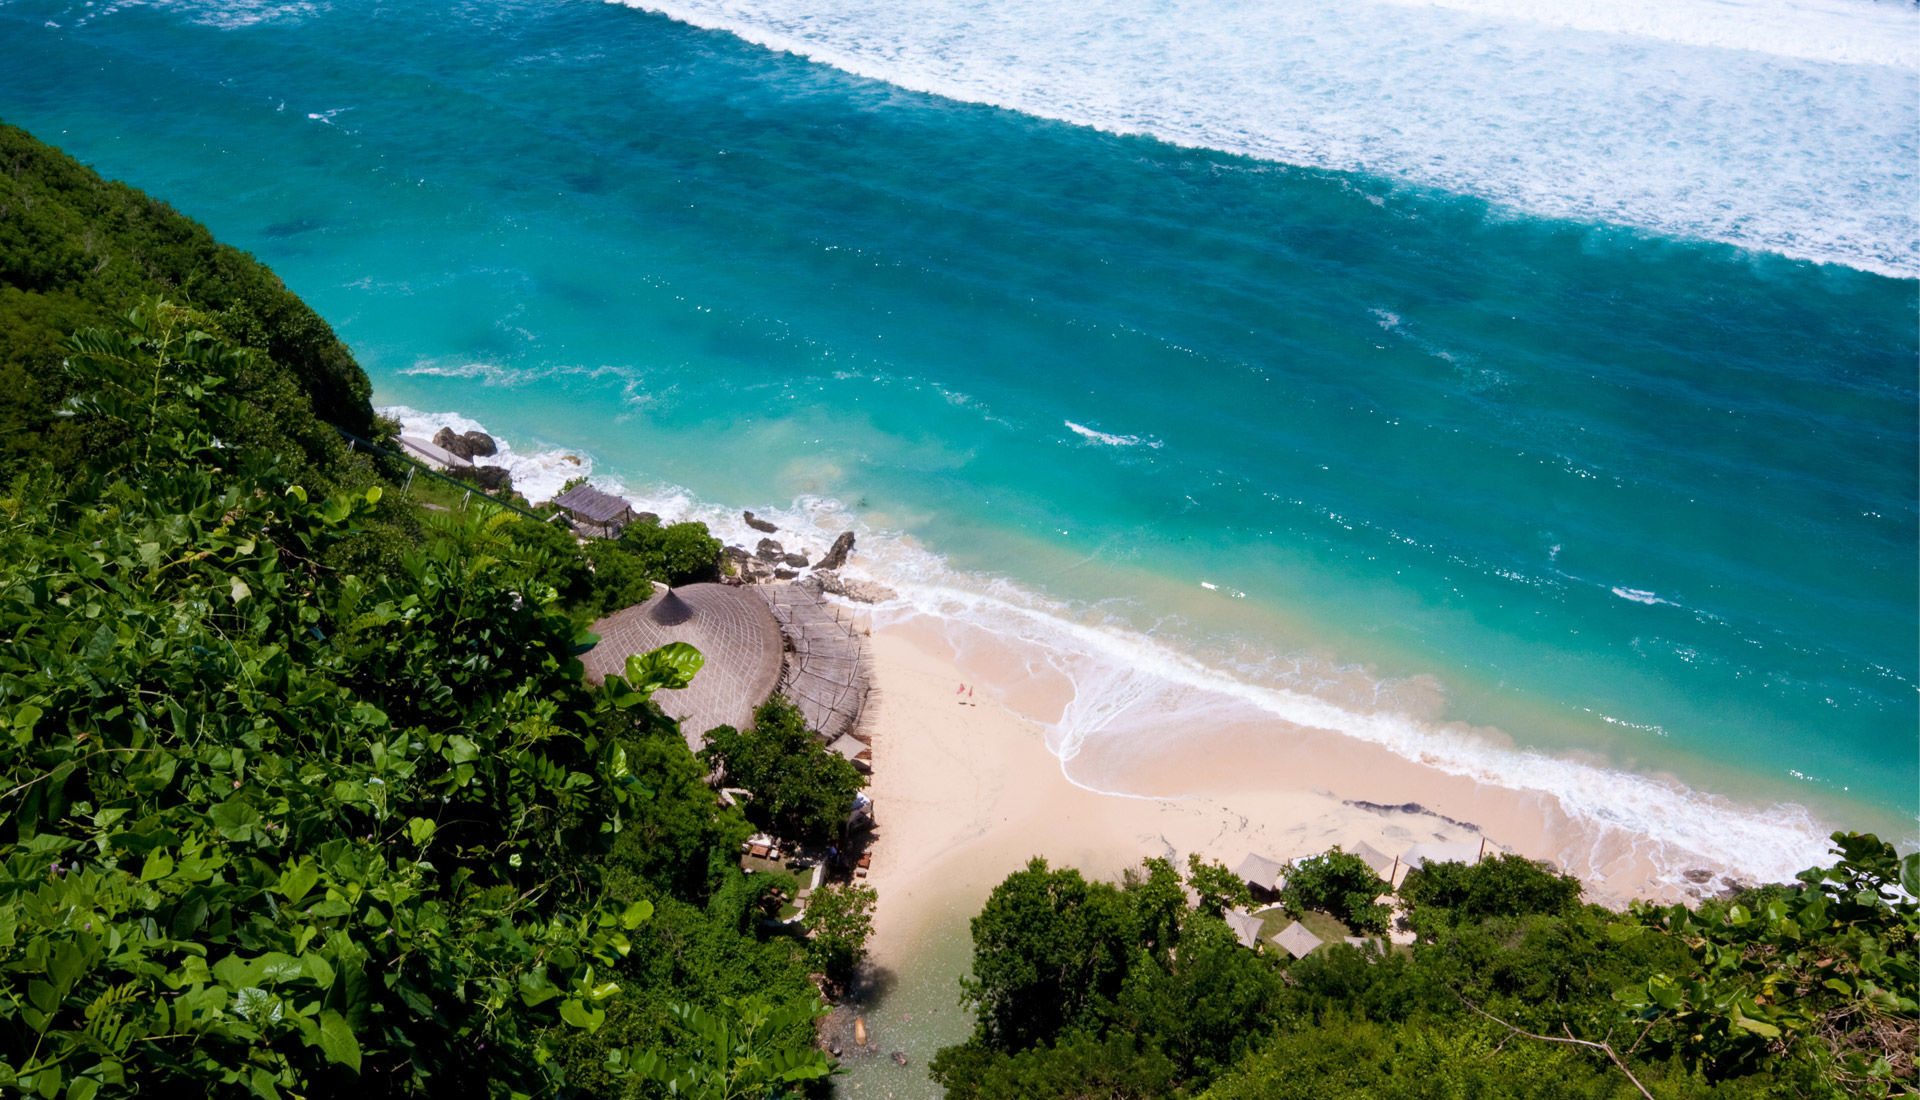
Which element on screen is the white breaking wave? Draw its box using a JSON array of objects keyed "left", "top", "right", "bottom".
[
  {"left": 384, "top": 404, "right": 1840, "bottom": 893},
  {"left": 610, "top": 0, "right": 1919, "bottom": 277},
  {"left": 1065, "top": 419, "right": 1160, "bottom": 448}
]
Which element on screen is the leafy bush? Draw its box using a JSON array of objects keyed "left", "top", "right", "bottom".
[
  {"left": 1280, "top": 847, "right": 1391, "bottom": 935},
  {"left": 0, "top": 122, "right": 372, "bottom": 483},
  {"left": 702, "top": 697, "right": 865, "bottom": 846},
  {"left": 0, "top": 306, "right": 828, "bottom": 1096},
  {"left": 1399, "top": 853, "right": 1583, "bottom": 931},
  {"left": 803, "top": 884, "right": 877, "bottom": 986},
  {"left": 582, "top": 517, "right": 725, "bottom": 615}
]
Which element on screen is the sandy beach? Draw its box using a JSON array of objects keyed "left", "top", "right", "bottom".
[{"left": 835, "top": 609, "right": 1733, "bottom": 1095}]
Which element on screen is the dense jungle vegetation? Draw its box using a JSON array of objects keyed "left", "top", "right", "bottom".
[
  {"left": 2, "top": 122, "right": 1912, "bottom": 1099},
  {"left": 0, "top": 124, "right": 834, "bottom": 1098}
]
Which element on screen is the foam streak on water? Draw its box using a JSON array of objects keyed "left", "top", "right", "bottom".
[
  {"left": 390, "top": 406, "right": 1838, "bottom": 891},
  {"left": 612, "top": 0, "right": 1919, "bottom": 275}
]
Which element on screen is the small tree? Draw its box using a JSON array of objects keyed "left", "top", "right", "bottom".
[
  {"left": 1186, "top": 853, "right": 1253, "bottom": 917},
  {"left": 804, "top": 883, "right": 877, "bottom": 986},
  {"left": 702, "top": 697, "right": 865, "bottom": 845},
  {"left": 1399, "top": 853, "right": 1581, "bottom": 931},
  {"left": 1280, "top": 847, "right": 1390, "bottom": 935}
]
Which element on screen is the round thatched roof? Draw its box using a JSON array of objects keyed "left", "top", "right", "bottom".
[{"left": 582, "top": 583, "right": 784, "bottom": 743}]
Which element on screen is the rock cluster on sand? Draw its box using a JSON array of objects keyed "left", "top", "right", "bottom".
[
  {"left": 720, "top": 528, "right": 871, "bottom": 590},
  {"left": 451, "top": 463, "right": 513, "bottom": 493},
  {"left": 432, "top": 426, "right": 498, "bottom": 459}
]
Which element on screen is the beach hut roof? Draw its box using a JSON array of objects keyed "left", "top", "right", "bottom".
[
  {"left": 826, "top": 733, "right": 869, "bottom": 761},
  {"left": 1271, "top": 921, "right": 1324, "bottom": 959},
  {"left": 581, "top": 583, "right": 784, "bottom": 745},
  {"left": 1350, "top": 840, "right": 1398, "bottom": 878},
  {"left": 1223, "top": 909, "right": 1264, "bottom": 950},
  {"left": 1236, "top": 852, "right": 1287, "bottom": 891},
  {"left": 553, "top": 484, "right": 634, "bottom": 524}
]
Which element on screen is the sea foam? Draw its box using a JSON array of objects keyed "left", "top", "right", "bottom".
[
  {"left": 610, "top": 0, "right": 1919, "bottom": 276},
  {"left": 385, "top": 405, "right": 1841, "bottom": 894}
]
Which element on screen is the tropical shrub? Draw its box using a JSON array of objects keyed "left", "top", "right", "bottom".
[
  {"left": 1280, "top": 846, "right": 1391, "bottom": 935},
  {"left": 701, "top": 697, "right": 865, "bottom": 846}
]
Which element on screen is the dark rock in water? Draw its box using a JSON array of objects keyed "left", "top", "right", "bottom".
[
  {"left": 432, "top": 426, "right": 499, "bottom": 459},
  {"left": 472, "top": 465, "right": 512, "bottom": 492},
  {"left": 774, "top": 568, "right": 799, "bottom": 581},
  {"left": 784, "top": 551, "right": 810, "bottom": 568},
  {"left": 723, "top": 545, "right": 752, "bottom": 564},
  {"left": 1682, "top": 869, "right": 1714, "bottom": 884},
  {"left": 891, "top": 1051, "right": 908, "bottom": 1067},
  {"left": 744, "top": 511, "right": 779, "bottom": 534},
  {"left": 816, "top": 531, "right": 856, "bottom": 572},
  {"left": 755, "top": 538, "right": 785, "bottom": 563},
  {"left": 635, "top": 511, "right": 660, "bottom": 527}
]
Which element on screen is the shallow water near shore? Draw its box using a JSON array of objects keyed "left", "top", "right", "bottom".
[{"left": 1, "top": 0, "right": 1914, "bottom": 888}]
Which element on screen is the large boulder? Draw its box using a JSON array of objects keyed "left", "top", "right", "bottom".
[
  {"left": 755, "top": 538, "right": 785, "bottom": 564},
  {"left": 810, "top": 570, "right": 896, "bottom": 604},
  {"left": 815, "top": 531, "right": 856, "bottom": 572},
  {"left": 432, "top": 426, "right": 499, "bottom": 459},
  {"left": 744, "top": 511, "right": 779, "bottom": 534}
]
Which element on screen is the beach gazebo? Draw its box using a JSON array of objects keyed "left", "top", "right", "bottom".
[
  {"left": 582, "top": 583, "right": 784, "bottom": 745},
  {"left": 826, "top": 733, "right": 873, "bottom": 774},
  {"left": 1350, "top": 840, "right": 1400, "bottom": 884},
  {"left": 1223, "top": 908, "right": 1265, "bottom": 951},
  {"left": 553, "top": 483, "right": 638, "bottom": 538},
  {"left": 1271, "top": 921, "right": 1323, "bottom": 959},
  {"left": 1236, "top": 852, "right": 1287, "bottom": 901}
]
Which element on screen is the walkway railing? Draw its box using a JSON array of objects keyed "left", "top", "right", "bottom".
[{"left": 334, "top": 427, "right": 573, "bottom": 530}]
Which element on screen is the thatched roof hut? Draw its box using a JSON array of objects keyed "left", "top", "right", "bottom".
[
  {"left": 554, "top": 483, "right": 637, "bottom": 538},
  {"left": 582, "top": 583, "right": 784, "bottom": 745}
]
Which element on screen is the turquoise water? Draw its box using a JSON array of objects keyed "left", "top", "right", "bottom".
[{"left": 1, "top": 0, "right": 1913, "bottom": 869}]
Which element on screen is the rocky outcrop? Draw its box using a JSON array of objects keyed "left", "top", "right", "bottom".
[
  {"left": 783, "top": 551, "right": 809, "bottom": 568},
  {"left": 433, "top": 427, "right": 499, "bottom": 459},
  {"left": 755, "top": 538, "right": 785, "bottom": 564},
  {"left": 744, "top": 511, "right": 778, "bottom": 534},
  {"left": 451, "top": 463, "right": 513, "bottom": 493},
  {"left": 815, "top": 531, "right": 856, "bottom": 572},
  {"left": 807, "top": 570, "right": 896, "bottom": 604}
]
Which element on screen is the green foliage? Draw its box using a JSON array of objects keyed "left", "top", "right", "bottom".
[
  {"left": 1185, "top": 853, "right": 1252, "bottom": 917},
  {"left": 931, "top": 1031, "right": 1177, "bottom": 1100},
  {"left": 1615, "top": 832, "right": 1918, "bottom": 1093},
  {"left": 0, "top": 122, "right": 373, "bottom": 483},
  {"left": 582, "top": 518, "right": 725, "bottom": 616},
  {"left": 1280, "top": 846, "right": 1392, "bottom": 935},
  {"left": 604, "top": 996, "right": 833, "bottom": 1099},
  {"left": 0, "top": 307, "right": 828, "bottom": 1095},
  {"left": 959, "top": 859, "right": 1140, "bottom": 1053},
  {"left": 803, "top": 884, "right": 876, "bottom": 987},
  {"left": 1400, "top": 853, "right": 1584, "bottom": 932},
  {"left": 701, "top": 698, "right": 865, "bottom": 846}
]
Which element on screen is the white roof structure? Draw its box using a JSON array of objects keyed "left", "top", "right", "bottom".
[
  {"left": 1223, "top": 909, "right": 1264, "bottom": 950},
  {"left": 1350, "top": 840, "right": 1399, "bottom": 879},
  {"left": 1271, "top": 921, "right": 1324, "bottom": 959},
  {"left": 398, "top": 434, "right": 472, "bottom": 470},
  {"left": 1236, "top": 852, "right": 1287, "bottom": 892}
]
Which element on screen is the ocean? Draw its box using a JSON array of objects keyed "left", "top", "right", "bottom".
[{"left": 1, "top": 0, "right": 1913, "bottom": 883}]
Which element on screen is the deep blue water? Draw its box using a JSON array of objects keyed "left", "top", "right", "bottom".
[{"left": 0, "top": 0, "right": 1913, "bottom": 854}]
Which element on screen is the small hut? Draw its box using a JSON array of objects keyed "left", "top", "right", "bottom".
[
  {"left": 826, "top": 733, "right": 873, "bottom": 775},
  {"left": 581, "top": 583, "right": 784, "bottom": 745},
  {"left": 1223, "top": 908, "right": 1265, "bottom": 951},
  {"left": 1271, "top": 921, "right": 1323, "bottom": 959},
  {"left": 1350, "top": 840, "right": 1400, "bottom": 884},
  {"left": 553, "top": 483, "right": 637, "bottom": 538},
  {"left": 1236, "top": 852, "right": 1288, "bottom": 901}
]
